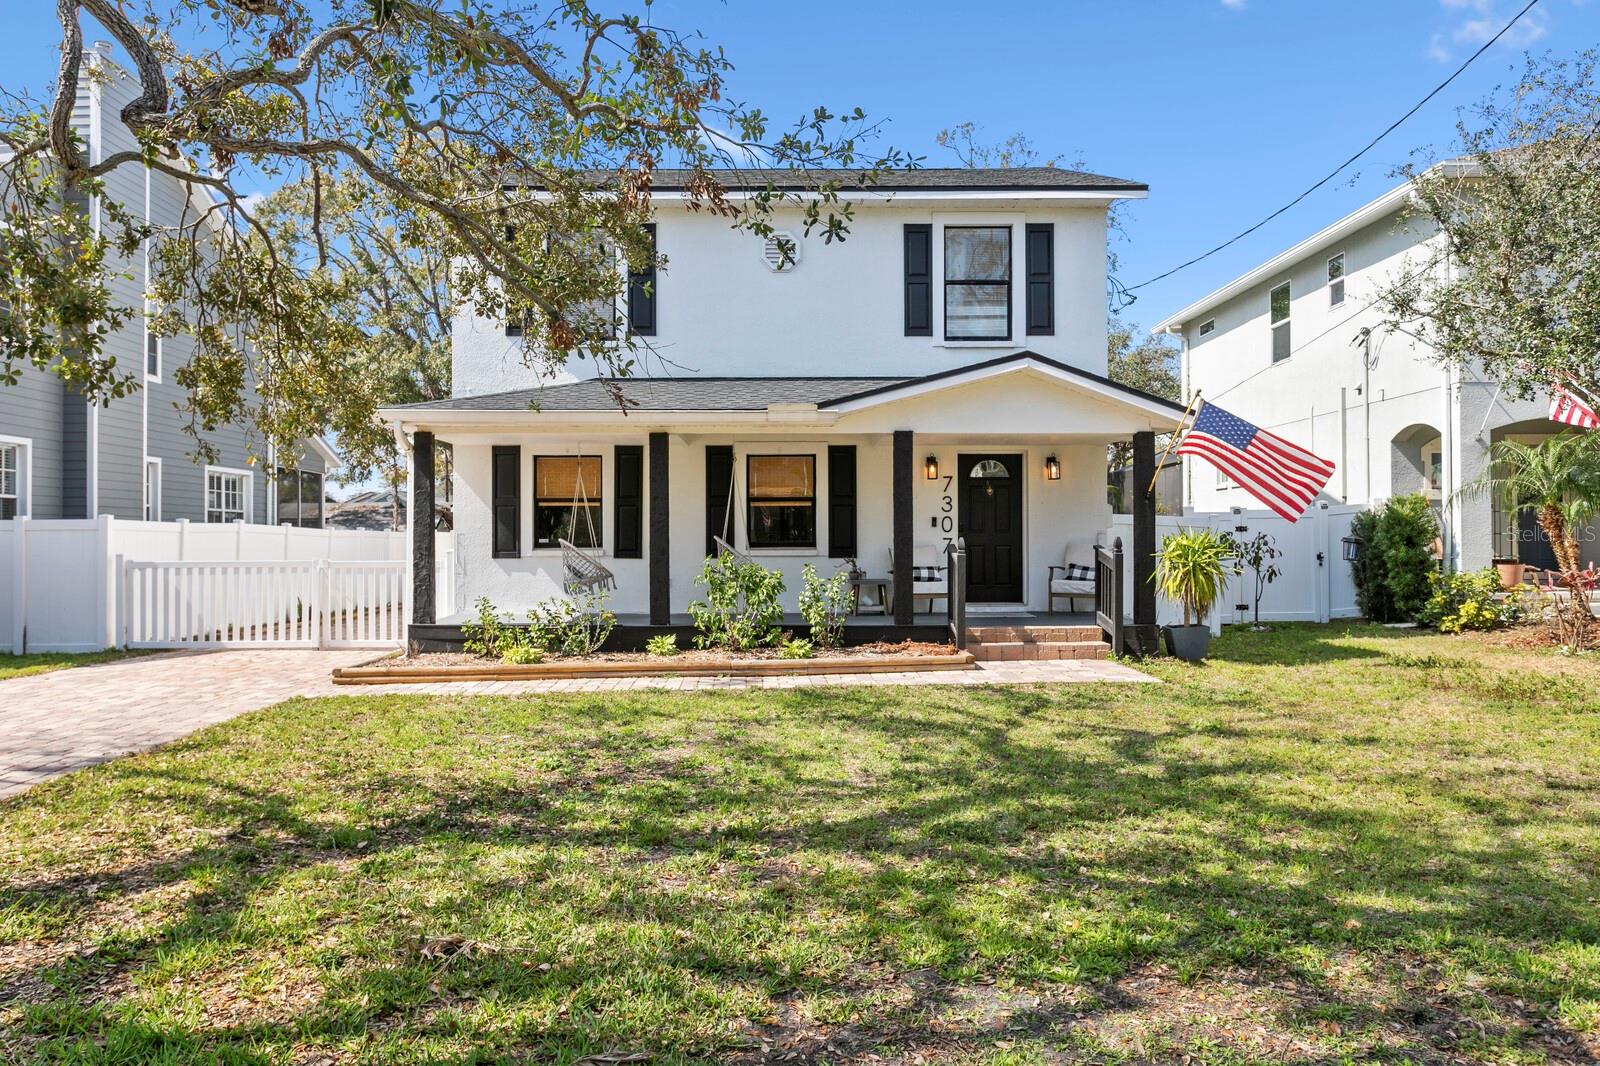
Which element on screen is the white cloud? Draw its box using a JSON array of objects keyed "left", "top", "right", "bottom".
[
  {"left": 1219, "top": 0, "right": 1246, "bottom": 9},
  {"left": 1426, "top": 0, "right": 1550, "bottom": 62}
]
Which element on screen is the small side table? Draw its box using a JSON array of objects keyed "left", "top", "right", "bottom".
[{"left": 851, "top": 575, "right": 891, "bottom": 615}]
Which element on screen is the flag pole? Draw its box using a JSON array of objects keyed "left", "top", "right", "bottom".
[{"left": 1148, "top": 391, "right": 1202, "bottom": 496}]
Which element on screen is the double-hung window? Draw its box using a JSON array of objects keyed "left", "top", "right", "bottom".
[
  {"left": 206, "top": 469, "right": 248, "bottom": 523},
  {"left": 143, "top": 458, "right": 161, "bottom": 521},
  {"left": 534, "top": 455, "right": 602, "bottom": 549},
  {"left": 944, "top": 226, "right": 1011, "bottom": 341},
  {"left": 747, "top": 455, "right": 816, "bottom": 549},
  {"left": 1269, "top": 281, "right": 1292, "bottom": 362},
  {"left": 0, "top": 443, "right": 20, "bottom": 519},
  {"left": 1327, "top": 253, "right": 1346, "bottom": 307},
  {"left": 145, "top": 332, "right": 161, "bottom": 380}
]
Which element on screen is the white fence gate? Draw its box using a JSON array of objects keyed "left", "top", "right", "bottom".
[{"left": 123, "top": 559, "right": 406, "bottom": 649}]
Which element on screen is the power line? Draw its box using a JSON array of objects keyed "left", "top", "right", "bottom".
[{"left": 1125, "top": 0, "right": 1542, "bottom": 296}]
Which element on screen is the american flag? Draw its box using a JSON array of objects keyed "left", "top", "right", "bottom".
[
  {"left": 1550, "top": 385, "right": 1599, "bottom": 430},
  {"left": 1177, "top": 402, "right": 1337, "bottom": 523}
]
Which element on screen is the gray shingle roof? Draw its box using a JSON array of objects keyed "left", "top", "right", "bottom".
[
  {"left": 525, "top": 167, "right": 1145, "bottom": 194},
  {"left": 393, "top": 376, "right": 909, "bottom": 413}
]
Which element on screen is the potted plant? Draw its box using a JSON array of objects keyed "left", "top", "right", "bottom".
[
  {"left": 1493, "top": 557, "right": 1526, "bottom": 591},
  {"left": 1154, "top": 527, "right": 1238, "bottom": 662}
]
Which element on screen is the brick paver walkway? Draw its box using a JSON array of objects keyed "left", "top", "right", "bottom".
[{"left": 1, "top": 652, "right": 1152, "bottom": 798}]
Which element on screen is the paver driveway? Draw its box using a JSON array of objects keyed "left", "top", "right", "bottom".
[
  {"left": 0, "top": 649, "right": 370, "bottom": 798},
  {"left": 0, "top": 651, "right": 1151, "bottom": 798}
]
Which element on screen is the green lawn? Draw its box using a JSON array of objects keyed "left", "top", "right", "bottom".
[
  {"left": 0, "top": 649, "right": 146, "bottom": 682},
  {"left": 2, "top": 624, "right": 1598, "bottom": 1064}
]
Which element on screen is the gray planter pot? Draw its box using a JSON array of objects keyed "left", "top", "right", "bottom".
[{"left": 1163, "top": 624, "right": 1212, "bottom": 662}]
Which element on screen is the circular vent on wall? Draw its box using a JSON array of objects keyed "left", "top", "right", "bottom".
[{"left": 761, "top": 231, "right": 800, "bottom": 272}]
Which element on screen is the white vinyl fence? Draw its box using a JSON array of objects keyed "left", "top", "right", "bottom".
[
  {"left": 1107, "top": 502, "right": 1364, "bottom": 633},
  {"left": 1, "top": 516, "right": 409, "bottom": 653},
  {"left": 123, "top": 559, "right": 406, "bottom": 649}
]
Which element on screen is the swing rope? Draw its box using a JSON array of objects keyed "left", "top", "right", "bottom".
[{"left": 558, "top": 455, "right": 615, "bottom": 597}]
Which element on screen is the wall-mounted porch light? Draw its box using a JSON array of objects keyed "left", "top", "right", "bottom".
[
  {"left": 1043, "top": 454, "right": 1061, "bottom": 481},
  {"left": 1341, "top": 536, "right": 1363, "bottom": 562},
  {"left": 924, "top": 455, "right": 939, "bottom": 480}
]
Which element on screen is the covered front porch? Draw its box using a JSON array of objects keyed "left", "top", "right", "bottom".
[{"left": 389, "top": 353, "right": 1184, "bottom": 653}]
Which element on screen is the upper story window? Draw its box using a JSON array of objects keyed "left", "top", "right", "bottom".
[
  {"left": 0, "top": 442, "right": 21, "bottom": 519},
  {"left": 1269, "top": 281, "right": 1291, "bottom": 362},
  {"left": 534, "top": 455, "right": 601, "bottom": 549},
  {"left": 1327, "top": 253, "right": 1346, "bottom": 307},
  {"left": 747, "top": 454, "right": 816, "bottom": 549},
  {"left": 944, "top": 226, "right": 1012, "bottom": 342},
  {"left": 145, "top": 332, "right": 161, "bottom": 380},
  {"left": 206, "top": 469, "right": 249, "bottom": 523},
  {"left": 144, "top": 459, "right": 161, "bottom": 521},
  {"left": 1198, "top": 318, "right": 1216, "bottom": 338},
  {"left": 276, "top": 466, "right": 324, "bottom": 528}
]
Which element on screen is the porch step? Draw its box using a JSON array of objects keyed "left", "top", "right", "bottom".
[
  {"left": 967, "top": 624, "right": 1103, "bottom": 644},
  {"left": 965, "top": 624, "right": 1110, "bottom": 662}
]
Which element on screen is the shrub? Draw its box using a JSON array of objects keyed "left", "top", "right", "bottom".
[
  {"left": 1421, "top": 567, "right": 1523, "bottom": 633},
  {"left": 1348, "top": 510, "right": 1394, "bottom": 622},
  {"left": 778, "top": 637, "right": 815, "bottom": 659},
  {"left": 797, "top": 564, "right": 853, "bottom": 649},
  {"left": 688, "top": 553, "right": 786, "bottom": 650},
  {"left": 1372, "top": 494, "right": 1439, "bottom": 622},
  {"left": 500, "top": 645, "right": 543, "bottom": 665},
  {"left": 525, "top": 587, "right": 615, "bottom": 657},
  {"left": 462, "top": 597, "right": 522, "bottom": 658},
  {"left": 645, "top": 634, "right": 679, "bottom": 657}
]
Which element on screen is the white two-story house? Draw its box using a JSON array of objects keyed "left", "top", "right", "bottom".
[
  {"left": 1152, "top": 166, "right": 1593, "bottom": 575},
  {"left": 382, "top": 168, "right": 1185, "bottom": 648}
]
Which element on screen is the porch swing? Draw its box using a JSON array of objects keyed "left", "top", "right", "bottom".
[
  {"left": 712, "top": 461, "right": 755, "bottom": 567},
  {"left": 555, "top": 458, "right": 616, "bottom": 596}
]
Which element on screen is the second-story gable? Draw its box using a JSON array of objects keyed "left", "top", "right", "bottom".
[{"left": 451, "top": 168, "right": 1145, "bottom": 397}]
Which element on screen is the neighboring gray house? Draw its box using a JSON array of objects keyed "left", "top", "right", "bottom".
[{"left": 0, "top": 44, "right": 338, "bottom": 525}]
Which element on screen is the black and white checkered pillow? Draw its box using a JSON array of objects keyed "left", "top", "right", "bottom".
[
  {"left": 1059, "top": 562, "right": 1095, "bottom": 582},
  {"left": 909, "top": 565, "right": 945, "bottom": 582}
]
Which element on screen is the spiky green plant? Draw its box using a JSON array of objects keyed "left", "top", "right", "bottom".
[
  {"left": 1459, "top": 432, "right": 1600, "bottom": 576},
  {"left": 1154, "top": 528, "right": 1239, "bottom": 628}
]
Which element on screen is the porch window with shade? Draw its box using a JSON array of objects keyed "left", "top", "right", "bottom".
[
  {"left": 747, "top": 455, "right": 816, "bottom": 549},
  {"left": 944, "top": 226, "right": 1011, "bottom": 341},
  {"left": 534, "top": 455, "right": 602, "bottom": 549}
]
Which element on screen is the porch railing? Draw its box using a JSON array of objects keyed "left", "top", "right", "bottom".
[
  {"left": 1095, "top": 538, "right": 1125, "bottom": 655},
  {"left": 945, "top": 537, "right": 967, "bottom": 651}
]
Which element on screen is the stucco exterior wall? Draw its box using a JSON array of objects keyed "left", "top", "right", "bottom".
[{"left": 452, "top": 201, "right": 1114, "bottom": 397}]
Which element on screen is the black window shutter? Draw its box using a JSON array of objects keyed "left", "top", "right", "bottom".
[
  {"left": 827, "top": 445, "right": 857, "bottom": 558},
  {"left": 627, "top": 223, "right": 657, "bottom": 336},
  {"left": 904, "top": 224, "right": 932, "bottom": 336},
  {"left": 1026, "top": 223, "right": 1054, "bottom": 336},
  {"left": 491, "top": 445, "right": 521, "bottom": 558},
  {"left": 705, "top": 445, "right": 733, "bottom": 557},
  {"left": 614, "top": 444, "right": 644, "bottom": 558}
]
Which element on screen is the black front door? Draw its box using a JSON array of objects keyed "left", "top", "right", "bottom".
[
  {"left": 959, "top": 453, "right": 1024, "bottom": 602},
  {"left": 1517, "top": 506, "right": 1561, "bottom": 572}
]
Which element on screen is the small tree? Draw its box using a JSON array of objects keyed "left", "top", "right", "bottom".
[
  {"left": 1235, "top": 532, "right": 1283, "bottom": 630},
  {"left": 1373, "top": 495, "right": 1440, "bottom": 623}
]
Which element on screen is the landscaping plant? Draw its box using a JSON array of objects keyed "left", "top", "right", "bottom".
[
  {"left": 1234, "top": 531, "right": 1283, "bottom": 630},
  {"left": 500, "top": 645, "right": 544, "bottom": 666},
  {"left": 797, "top": 564, "right": 854, "bottom": 650},
  {"left": 645, "top": 634, "right": 679, "bottom": 657},
  {"left": 688, "top": 553, "right": 786, "bottom": 650},
  {"left": 525, "top": 588, "right": 616, "bottom": 657},
  {"left": 1461, "top": 432, "right": 1600, "bottom": 650},
  {"left": 462, "top": 597, "right": 523, "bottom": 658},
  {"left": 1154, "top": 527, "right": 1237, "bottom": 628},
  {"left": 778, "top": 637, "right": 815, "bottom": 659},
  {"left": 1347, "top": 509, "right": 1395, "bottom": 622},
  {"left": 1420, "top": 567, "right": 1523, "bottom": 634}
]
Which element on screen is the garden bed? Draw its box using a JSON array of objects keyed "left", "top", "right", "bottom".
[{"left": 333, "top": 640, "right": 970, "bottom": 684}]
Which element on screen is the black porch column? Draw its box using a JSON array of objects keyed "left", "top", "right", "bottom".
[
  {"left": 648, "top": 431, "right": 670, "bottom": 625},
  {"left": 1131, "top": 430, "right": 1158, "bottom": 654},
  {"left": 892, "top": 430, "right": 914, "bottom": 626},
  {"left": 411, "top": 430, "right": 436, "bottom": 626}
]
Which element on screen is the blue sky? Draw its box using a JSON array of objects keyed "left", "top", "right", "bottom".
[{"left": 8, "top": 0, "right": 1597, "bottom": 331}]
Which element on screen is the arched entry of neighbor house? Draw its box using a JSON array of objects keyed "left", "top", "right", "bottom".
[
  {"left": 1491, "top": 417, "right": 1579, "bottom": 572},
  {"left": 1390, "top": 423, "right": 1444, "bottom": 501}
]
